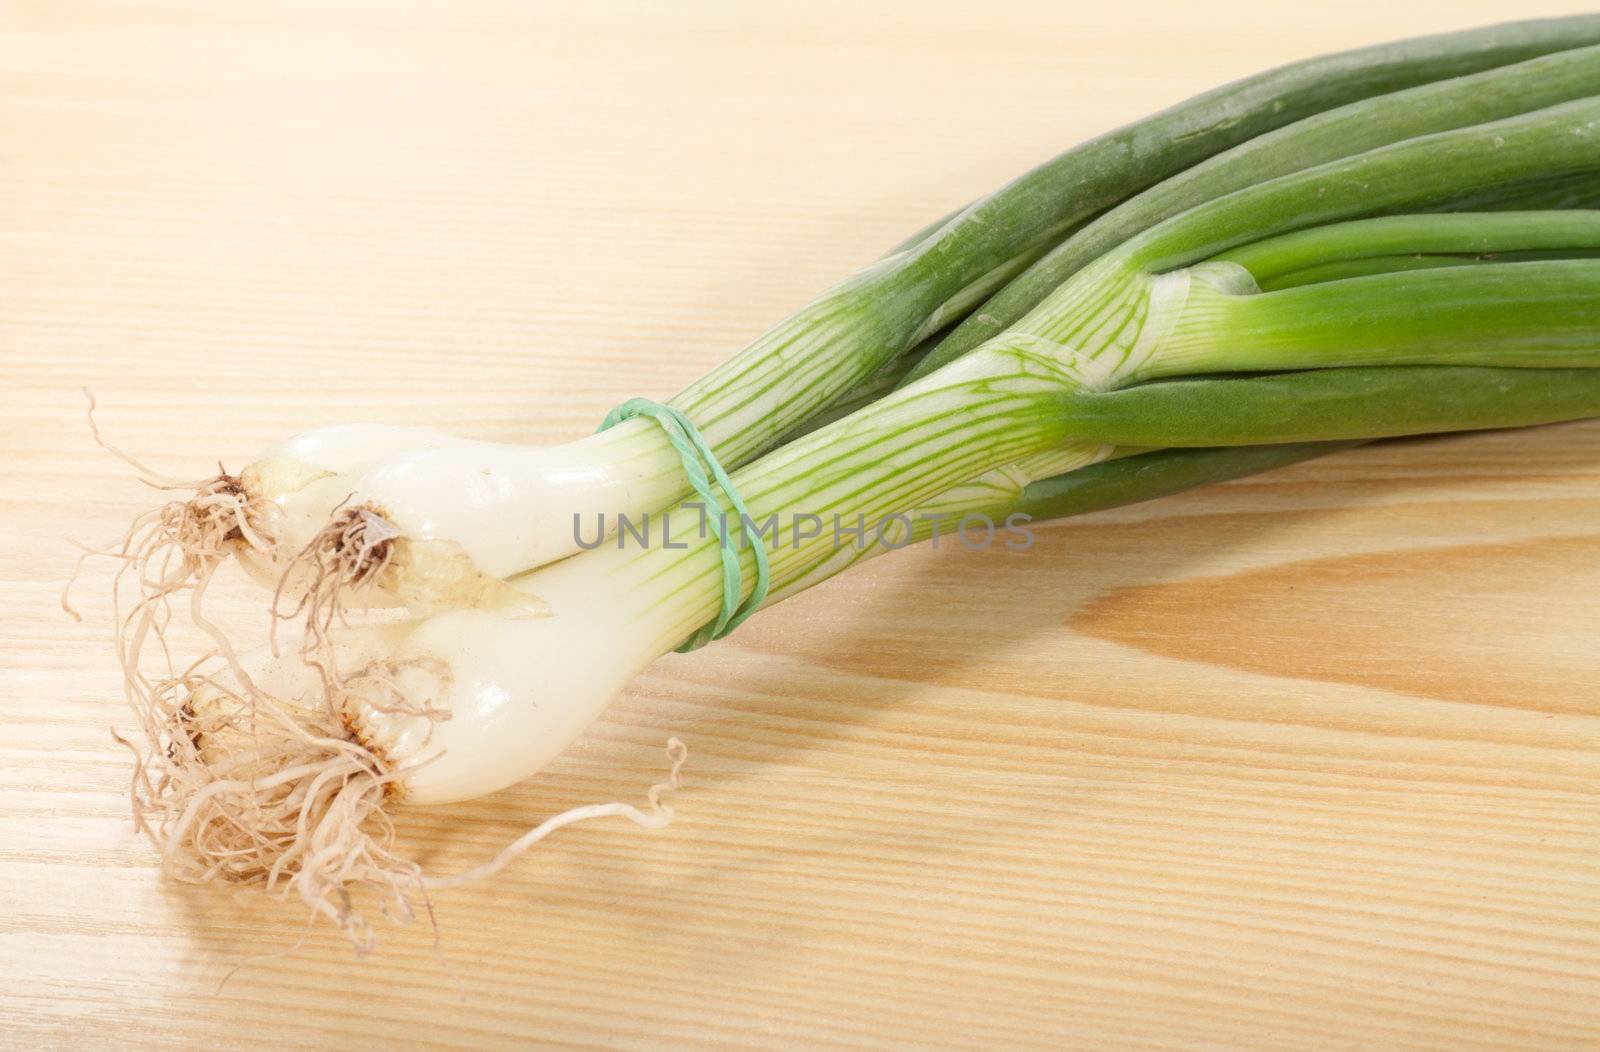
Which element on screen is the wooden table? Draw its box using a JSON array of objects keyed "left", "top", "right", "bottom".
[{"left": 4, "top": 2, "right": 1597, "bottom": 1047}]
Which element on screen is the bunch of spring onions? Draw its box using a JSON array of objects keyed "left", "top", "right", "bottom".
[{"left": 91, "top": 15, "right": 1600, "bottom": 946}]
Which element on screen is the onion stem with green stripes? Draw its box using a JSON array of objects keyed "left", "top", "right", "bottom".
[{"left": 107, "top": 14, "right": 1600, "bottom": 622}]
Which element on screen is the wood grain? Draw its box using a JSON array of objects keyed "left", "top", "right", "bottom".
[{"left": 3, "top": 2, "right": 1597, "bottom": 1048}]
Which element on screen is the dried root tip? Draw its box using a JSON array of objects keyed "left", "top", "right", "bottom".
[
  {"left": 273, "top": 505, "right": 549, "bottom": 661},
  {"left": 67, "top": 389, "right": 272, "bottom": 695},
  {"left": 76, "top": 388, "right": 269, "bottom": 564},
  {"left": 66, "top": 471, "right": 255, "bottom": 607},
  {"left": 66, "top": 468, "right": 279, "bottom": 769},
  {"left": 125, "top": 651, "right": 687, "bottom": 951},
  {"left": 123, "top": 664, "right": 446, "bottom": 953},
  {"left": 83, "top": 470, "right": 273, "bottom": 724},
  {"left": 271, "top": 504, "right": 401, "bottom": 669}
]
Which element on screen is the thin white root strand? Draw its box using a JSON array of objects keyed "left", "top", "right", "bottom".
[{"left": 424, "top": 738, "right": 689, "bottom": 892}]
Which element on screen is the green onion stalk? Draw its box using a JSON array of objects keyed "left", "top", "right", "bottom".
[
  {"left": 274, "top": 29, "right": 1600, "bottom": 625},
  {"left": 183, "top": 17, "right": 1600, "bottom": 611}
]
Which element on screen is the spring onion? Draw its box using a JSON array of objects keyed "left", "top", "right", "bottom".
[{"left": 91, "top": 18, "right": 1600, "bottom": 947}]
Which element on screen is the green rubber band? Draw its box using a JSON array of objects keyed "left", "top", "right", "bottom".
[{"left": 597, "top": 397, "right": 771, "bottom": 652}]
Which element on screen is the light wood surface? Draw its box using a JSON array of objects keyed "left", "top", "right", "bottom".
[{"left": 4, "top": 2, "right": 1598, "bottom": 1048}]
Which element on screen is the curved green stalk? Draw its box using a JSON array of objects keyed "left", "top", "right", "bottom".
[
  {"left": 1258, "top": 254, "right": 1487, "bottom": 289},
  {"left": 1127, "top": 102, "right": 1600, "bottom": 281},
  {"left": 1009, "top": 442, "right": 1358, "bottom": 523},
  {"left": 1156, "top": 261, "right": 1600, "bottom": 378},
  {"left": 1258, "top": 250, "right": 1600, "bottom": 291},
  {"left": 1062, "top": 364, "right": 1600, "bottom": 447},
  {"left": 1216, "top": 210, "right": 1600, "bottom": 282},
  {"left": 900, "top": 42, "right": 1600, "bottom": 387}
]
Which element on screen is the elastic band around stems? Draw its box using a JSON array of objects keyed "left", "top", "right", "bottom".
[{"left": 598, "top": 398, "right": 770, "bottom": 651}]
